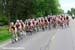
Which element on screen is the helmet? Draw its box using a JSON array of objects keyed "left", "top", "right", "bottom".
[
  {"left": 10, "top": 22, "right": 14, "bottom": 25},
  {"left": 16, "top": 20, "right": 19, "bottom": 22}
]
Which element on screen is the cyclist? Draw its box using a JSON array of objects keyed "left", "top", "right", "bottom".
[{"left": 9, "top": 22, "right": 17, "bottom": 43}]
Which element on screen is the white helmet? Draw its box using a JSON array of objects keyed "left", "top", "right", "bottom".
[
  {"left": 10, "top": 22, "right": 14, "bottom": 25},
  {"left": 16, "top": 20, "right": 19, "bottom": 22},
  {"left": 20, "top": 20, "right": 23, "bottom": 22}
]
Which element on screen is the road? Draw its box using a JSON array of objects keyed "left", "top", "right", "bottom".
[
  {"left": 49, "top": 19, "right": 75, "bottom": 50},
  {"left": 0, "top": 19, "right": 75, "bottom": 50}
]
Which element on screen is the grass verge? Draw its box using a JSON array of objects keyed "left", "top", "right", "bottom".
[{"left": 0, "top": 26, "right": 11, "bottom": 44}]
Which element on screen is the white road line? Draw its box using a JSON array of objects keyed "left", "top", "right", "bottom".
[
  {"left": 51, "top": 35, "right": 56, "bottom": 41},
  {"left": 2, "top": 47, "right": 25, "bottom": 49}
]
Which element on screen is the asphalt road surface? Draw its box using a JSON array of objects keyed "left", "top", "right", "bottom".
[{"left": 0, "top": 19, "right": 75, "bottom": 50}]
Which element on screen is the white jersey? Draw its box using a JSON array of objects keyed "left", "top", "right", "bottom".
[{"left": 30, "top": 20, "right": 33, "bottom": 26}]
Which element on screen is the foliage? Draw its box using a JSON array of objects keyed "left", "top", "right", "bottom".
[
  {"left": 67, "top": 8, "right": 75, "bottom": 16},
  {"left": 0, "top": 0, "right": 64, "bottom": 23}
]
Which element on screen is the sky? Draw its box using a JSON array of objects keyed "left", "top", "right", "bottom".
[{"left": 59, "top": 0, "right": 75, "bottom": 13}]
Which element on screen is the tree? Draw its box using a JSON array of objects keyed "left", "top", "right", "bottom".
[
  {"left": 71, "top": 8, "right": 75, "bottom": 15},
  {"left": 67, "top": 8, "right": 75, "bottom": 16},
  {"left": 67, "top": 10, "right": 72, "bottom": 16},
  {"left": 0, "top": 0, "right": 8, "bottom": 24},
  {"left": 0, "top": 0, "right": 61, "bottom": 24},
  {"left": 58, "top": 9, "right": 64, "bottom": 14},
  {"left": 49, "top": 0, "right": 60, "bottom": 15}
]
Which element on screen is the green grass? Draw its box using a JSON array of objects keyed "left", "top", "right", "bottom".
[{"left": 0, "top": 26, "right": 11, "bottom": 44}]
